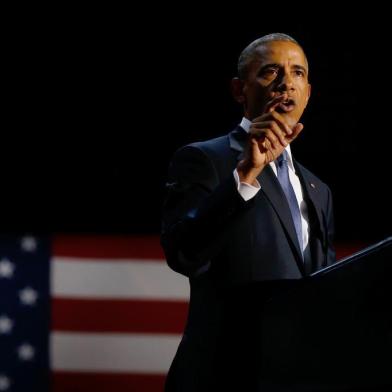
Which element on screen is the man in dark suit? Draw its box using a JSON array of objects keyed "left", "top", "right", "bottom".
[{"left": 161, "top": 33, "right": 336, "bottom": 391}]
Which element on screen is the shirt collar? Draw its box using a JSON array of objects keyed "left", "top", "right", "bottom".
[{"left": 239, "top": 117, "right": 295, "bottom": 171}]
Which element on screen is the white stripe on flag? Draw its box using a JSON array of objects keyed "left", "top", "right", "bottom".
[
  {"left": 52, "top": 257, "right": 189, "bottom": 300},
  {"left": 51, "top": 332, "right": 181, "bottom": 373}
]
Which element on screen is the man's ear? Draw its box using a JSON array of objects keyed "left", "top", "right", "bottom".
[{"left": 231, "top": 77, "right": 246, "bottom": 104}]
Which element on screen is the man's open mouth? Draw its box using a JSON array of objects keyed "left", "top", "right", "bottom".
[{"left": 277, "top": 98, "right": 295, "bottom": 113}]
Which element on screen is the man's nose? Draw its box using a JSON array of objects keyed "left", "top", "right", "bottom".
[{"left": 277, "top": 72, "right": 294, "bottom": 92}]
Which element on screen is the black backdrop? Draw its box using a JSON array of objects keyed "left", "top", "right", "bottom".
[{"left": 3, "top": 19, "right": 391, "bottom": 242}]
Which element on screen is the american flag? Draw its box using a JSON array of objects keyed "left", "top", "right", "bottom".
[
  {"left": 0, "top": 234, "right": 361, "bottom": 392},
  {"left": 0, "top": 235, "right": 189, "bottom": 392}
]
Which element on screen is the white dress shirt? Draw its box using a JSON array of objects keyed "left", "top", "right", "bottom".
[{"left": 233, "top": 117, "right": 310, "bottom": 255}]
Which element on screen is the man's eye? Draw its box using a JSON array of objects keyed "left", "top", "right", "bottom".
[
  {"left": 294, "top": 70, "right": 305, "bottom": 77},
  {"left": 261, "top": 68, "right": 277, "bottom": 77}
]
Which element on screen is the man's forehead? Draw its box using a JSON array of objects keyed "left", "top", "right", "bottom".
[{"left": 254, "top": 41, "right": 308, "bottom": 67}]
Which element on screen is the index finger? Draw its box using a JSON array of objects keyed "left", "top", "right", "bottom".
[{"left": 264, "top": 93, "right": 288, "bottom": 114}]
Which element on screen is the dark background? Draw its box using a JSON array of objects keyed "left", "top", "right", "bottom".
[{"left": 3, "top": 16, "right": 391, "bottom": 242}]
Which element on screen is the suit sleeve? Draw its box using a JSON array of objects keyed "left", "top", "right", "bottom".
[{"left": 161, "top": 145, "right": 253, "bottom": 277}]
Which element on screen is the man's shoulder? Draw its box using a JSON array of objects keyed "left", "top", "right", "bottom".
[
  {"left": 188, "top": 133, "right": 230, "bottom": 154},
  {"left": 169, "top": 129, "right": 240, "bottom": 175},
  {"left": 175, "top": 129, "right": 238, "bottom": 160}
]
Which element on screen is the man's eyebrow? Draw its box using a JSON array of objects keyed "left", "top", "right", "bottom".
[
  {"left": 257, "top": 63, "right": 308, "bottom": 73},
  {"left": 256, "top": 63, "right": 280, "bottom": 75},
  {"left": 259, "top": 63, "right": 280, "bottom": 70}
]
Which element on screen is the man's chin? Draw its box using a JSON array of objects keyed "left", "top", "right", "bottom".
[{"left": 280, "top": 113, "right": 299, "bottom": 130}]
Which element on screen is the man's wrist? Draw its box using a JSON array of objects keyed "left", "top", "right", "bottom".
[{"left": 237, "top": 164, "right": 264, "bottom": 186}]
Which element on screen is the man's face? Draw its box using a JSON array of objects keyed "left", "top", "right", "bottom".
[{"left": 241, "top": 40, "right": 311, "bottom": 128}]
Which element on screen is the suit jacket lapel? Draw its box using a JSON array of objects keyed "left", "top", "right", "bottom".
[
  {"left": 294, "top": 161, "right": 325, "bottom": 245},
  {"left": 229, "top": 127, "right": 304, "bottom": 267},
  {"left": 256, "top": 166, "right": 304, "bottom": 265}
]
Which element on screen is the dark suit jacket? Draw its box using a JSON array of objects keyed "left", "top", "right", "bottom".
[{"left": 161, "top": 127, "right": 336, "bottom": 391}]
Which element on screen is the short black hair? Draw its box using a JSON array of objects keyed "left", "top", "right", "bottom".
[{"left": 238, "top": 33, "right": 306, "bottom": 80}]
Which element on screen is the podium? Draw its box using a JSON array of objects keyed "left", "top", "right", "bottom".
[{"left": 259, "top": 237, "right": 392, "bottom": 391}]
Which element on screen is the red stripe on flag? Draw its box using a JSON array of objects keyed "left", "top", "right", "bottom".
[
  {"left": 52, "top": 372, "right": 166, "bottom": 392},
  {"left": 52, "top": 298, "right": 188, "bottom": 334},
  {"left": 52, "top": 235, "right": 165, "bottom": 259},
  {"left": 53, "top": 236, "right": 367, "bottom": 262}
]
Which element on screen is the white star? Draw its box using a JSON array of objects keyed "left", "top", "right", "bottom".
[
  {"left": 20, "top": 236, "right": 37, "bottom": 252},
  {"left": 19, "top": 287, "right": 38, "bottom": 306},
  {"left": 0, "top": 375, "right": 11, "bottom": 391},
  {"left": 0, "top": 259, "right": 14, "bottom": 278},
  {"left": 0, "top": 315, "right": 13, "bottom": 334},
  {"left": 17, "top": 343, "right": 35, "bottom": 361}
]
